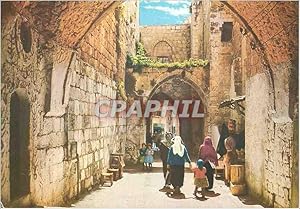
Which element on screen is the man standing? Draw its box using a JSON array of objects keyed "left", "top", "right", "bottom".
[{"left": 159, "top": 132, "right": 173, "bottom": 191}]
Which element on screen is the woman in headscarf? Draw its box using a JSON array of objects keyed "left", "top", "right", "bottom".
[
  {"left": 199, "top": 136, "right": 218, "bottom": 190},
  {"left": 167, "top": 136, "right": 191, "bottom": 195}
]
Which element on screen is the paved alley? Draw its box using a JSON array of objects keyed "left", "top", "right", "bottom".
[
  {"left": 73, "top": 163, "right": 263, "bottom": 208},
  {"left": 2, "top": 1, "right": 298, "bottom": 207}
]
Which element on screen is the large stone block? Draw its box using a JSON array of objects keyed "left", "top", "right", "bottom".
[
  {"left": 77, "top": 141, "right": 82, "bottom": 155},
  {"left": 53, "top": 117, "right": 61, "bottom": 132},
  {"left": 41, "top": 117, "right": 54, "bottom": 135},
  {"left": 49, "top": 162, "right": 64, "bottom": 183},
  {"left": 74, "top": 130, "right": 79, "bottom": 141},
  {"left": 75, "top": 115, "right": 83, "bottom": 129},
  {"left": 81, "top": 142, "right": 86, "bottom": 155},
  {"left": 60, "top": 117, "right": 65, "bottom": 132},
  {"left": 83, "top": 155, "right": 88, "bottom": 168},
  {"left": 80, "top": 169, "right": 85, "bottom": 181},
  {"left": 83, "top": 116, "right": 90, "bottom": 128},
  {"left": 74, "top": 100, "right": 79, "bottom": 115},
  {"left": 87, "top": 153, "right": 93, "bottom": 165},
  {"left": 46, "top": 147, "right": 65, "bottom": 165},
  {"left": 275, "top": 195, "right": 289, "bottom": 207},
  {"left": 84, "top": 129, "right": 91, "bottom": 141},
  {"left": 91, "top": 128, "right": 97, "bottom": 139}
]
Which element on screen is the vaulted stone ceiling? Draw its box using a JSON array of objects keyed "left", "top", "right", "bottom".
[
  {"left": 2, "top": 1, "right": 297, "bottom": 66},
  {"left": 225, "top": 1, "right": 298, "bottom": 65},
  {"left": 2, "top": 1, "right": 121, "bottom": 48}
]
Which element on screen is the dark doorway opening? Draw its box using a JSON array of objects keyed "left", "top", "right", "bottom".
[
  {"left": 179, "top": 117, "right": 204, "bottom": 160},
  {"left": 9, "top": 89, "right": 30, "bottom": 200}
]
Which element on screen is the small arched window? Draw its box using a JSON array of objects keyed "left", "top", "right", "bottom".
[{"left": 153, "top": 41, "right": 173, "bottom": 63}]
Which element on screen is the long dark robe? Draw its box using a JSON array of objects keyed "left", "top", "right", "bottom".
[
  {"left": 159, "top": 142, "right": 171, "bottom": 183},
  {"left": 217, "top": 123, "right": 229, "bottom": 157},
  {"left": 203, "top": 161, "right": 214, "bottom": 189},
  {"left": 170, "top": 165, "right": 184, "bottom": 187},
  {"left": 235, "top": 130, "right": 245, "bottom": 150}
]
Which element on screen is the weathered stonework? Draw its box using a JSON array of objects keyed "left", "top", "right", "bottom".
[
  {"left": 125, "top": 22, "right": 209, "bottom": 158},
  {"left": 220, "top": 1, "right": 298, "bottom": 207},
  {"left": 207, "top": 2, "right": 235, "bottom": 128},
  {"left": 140, "top": 24, "right": 191, "bottom": 61},
  {"left": 1, "top": 0, "right": 298, "bottom": 208},
  {"left": 1, "top": 1, "right": 137, "bottom": 206},
  {"left": 125, "top": 67, "right": 210, "bottom": 160}
]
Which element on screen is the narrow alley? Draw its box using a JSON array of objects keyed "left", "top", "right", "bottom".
[{"left": 1, "top": 0, "right": 298, "bottom": 208}]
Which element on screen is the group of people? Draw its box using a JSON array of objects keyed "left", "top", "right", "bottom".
[
  {"left": 138, "top": 119, "right": 244, "bottom": 198},
  {"left": 139, "top": 132, "right": 218, "bottom": 198},
  {"left": 162, "top": 135, "right": 218, "bottom": 198}
]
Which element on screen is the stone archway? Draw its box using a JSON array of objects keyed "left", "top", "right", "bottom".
[
  {"left": 9, "top": 89, "right": 31, "bottom": 201},
  {"left": 147, "top": 72, "right": 208, "bottom": 112},
  {"left": 145, "top": 74, "right": 208, "bottom": 158}
]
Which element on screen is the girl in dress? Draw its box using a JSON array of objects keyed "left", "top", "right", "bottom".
[
  {"left": 191, "top": 159, "right": 209, "bottom": 198},
  {"left": 144, "top": 143, "right": 154, "bottom": 171}
]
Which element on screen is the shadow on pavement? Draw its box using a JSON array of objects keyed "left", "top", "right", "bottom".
[
  {"left": 204, "top": 190, "right": 221, "bottom": 197},
  {"left": 238, "top": 195, "right": 266, "bottom": 207},
  {"left": 124, "top": 166, "right": 193, "bottom": 174},
  {"left": 159, "top": 187, "right": 173, "bottom": 193},
  {"left": 166, "top": 192, "right": 186, "bottom": 199},
  {"left": 195, "top": 196, "right": 209, "bottom": 201},
  {"left": 124, "top": 166, "right": 163, "bottom": 174}
]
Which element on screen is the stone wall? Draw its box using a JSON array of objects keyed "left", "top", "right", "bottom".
[
  {"left": 221, "top": 2, "right": 298, "bottom": 207},
  {"left": 190, "top": 1, "right": 298, "bottom": 207},
  {"left": 124, "top": 0, "right": 140, "bottom": 55},
  {"left": 242, "top": 48, "right": 296, "bottom": 208},
  {"left": 207, "top": 2, "right": 235, "bottom": 130},
  {"left": 66, "top": 56, "right": 126, "bottom": 196},
  {"left": 140, "top": 24, "right": 191, "bottom": 61},
  {"left": 191, "top": 0, "right": 210, "bottom": 59},
  {"left": 1, "top": 15, "right": 54, "bottom": 205},
  {"left": 1, "top": 2, "right": 136, "bottom": 206}
]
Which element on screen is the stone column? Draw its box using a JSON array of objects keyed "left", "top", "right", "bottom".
[{"left": 207, "top": 2, "right": 234, "bottom": 130}]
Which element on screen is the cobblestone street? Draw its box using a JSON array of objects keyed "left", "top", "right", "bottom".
[{"left": 73, "top": 163, "right": 263, "bottom": 208}]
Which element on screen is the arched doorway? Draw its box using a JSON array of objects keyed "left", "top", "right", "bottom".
[
  {"left": 9, "top": 89, "right": 30, "bottom": 200},
  {"left": 146, "top": 76, "right": 206, "bottom": 159}
]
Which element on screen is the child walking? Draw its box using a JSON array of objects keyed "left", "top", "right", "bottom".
[
  {"left": 191, "top": 159, "right": 209, "bottom": 198},
  {"left": 139, "top": 143, "right": 147, "bottom": 170},
  {"left": 144, "top": 143, "right": 154, "bottom": 171}
]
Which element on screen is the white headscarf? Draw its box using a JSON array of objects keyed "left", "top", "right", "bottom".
[{"left": 172, "top": 136, "right": 185, "bottom": 157}]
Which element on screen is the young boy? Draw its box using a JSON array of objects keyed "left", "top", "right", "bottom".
[{"left": 139, "top": 143, "right": 147, "bottom": 170}]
